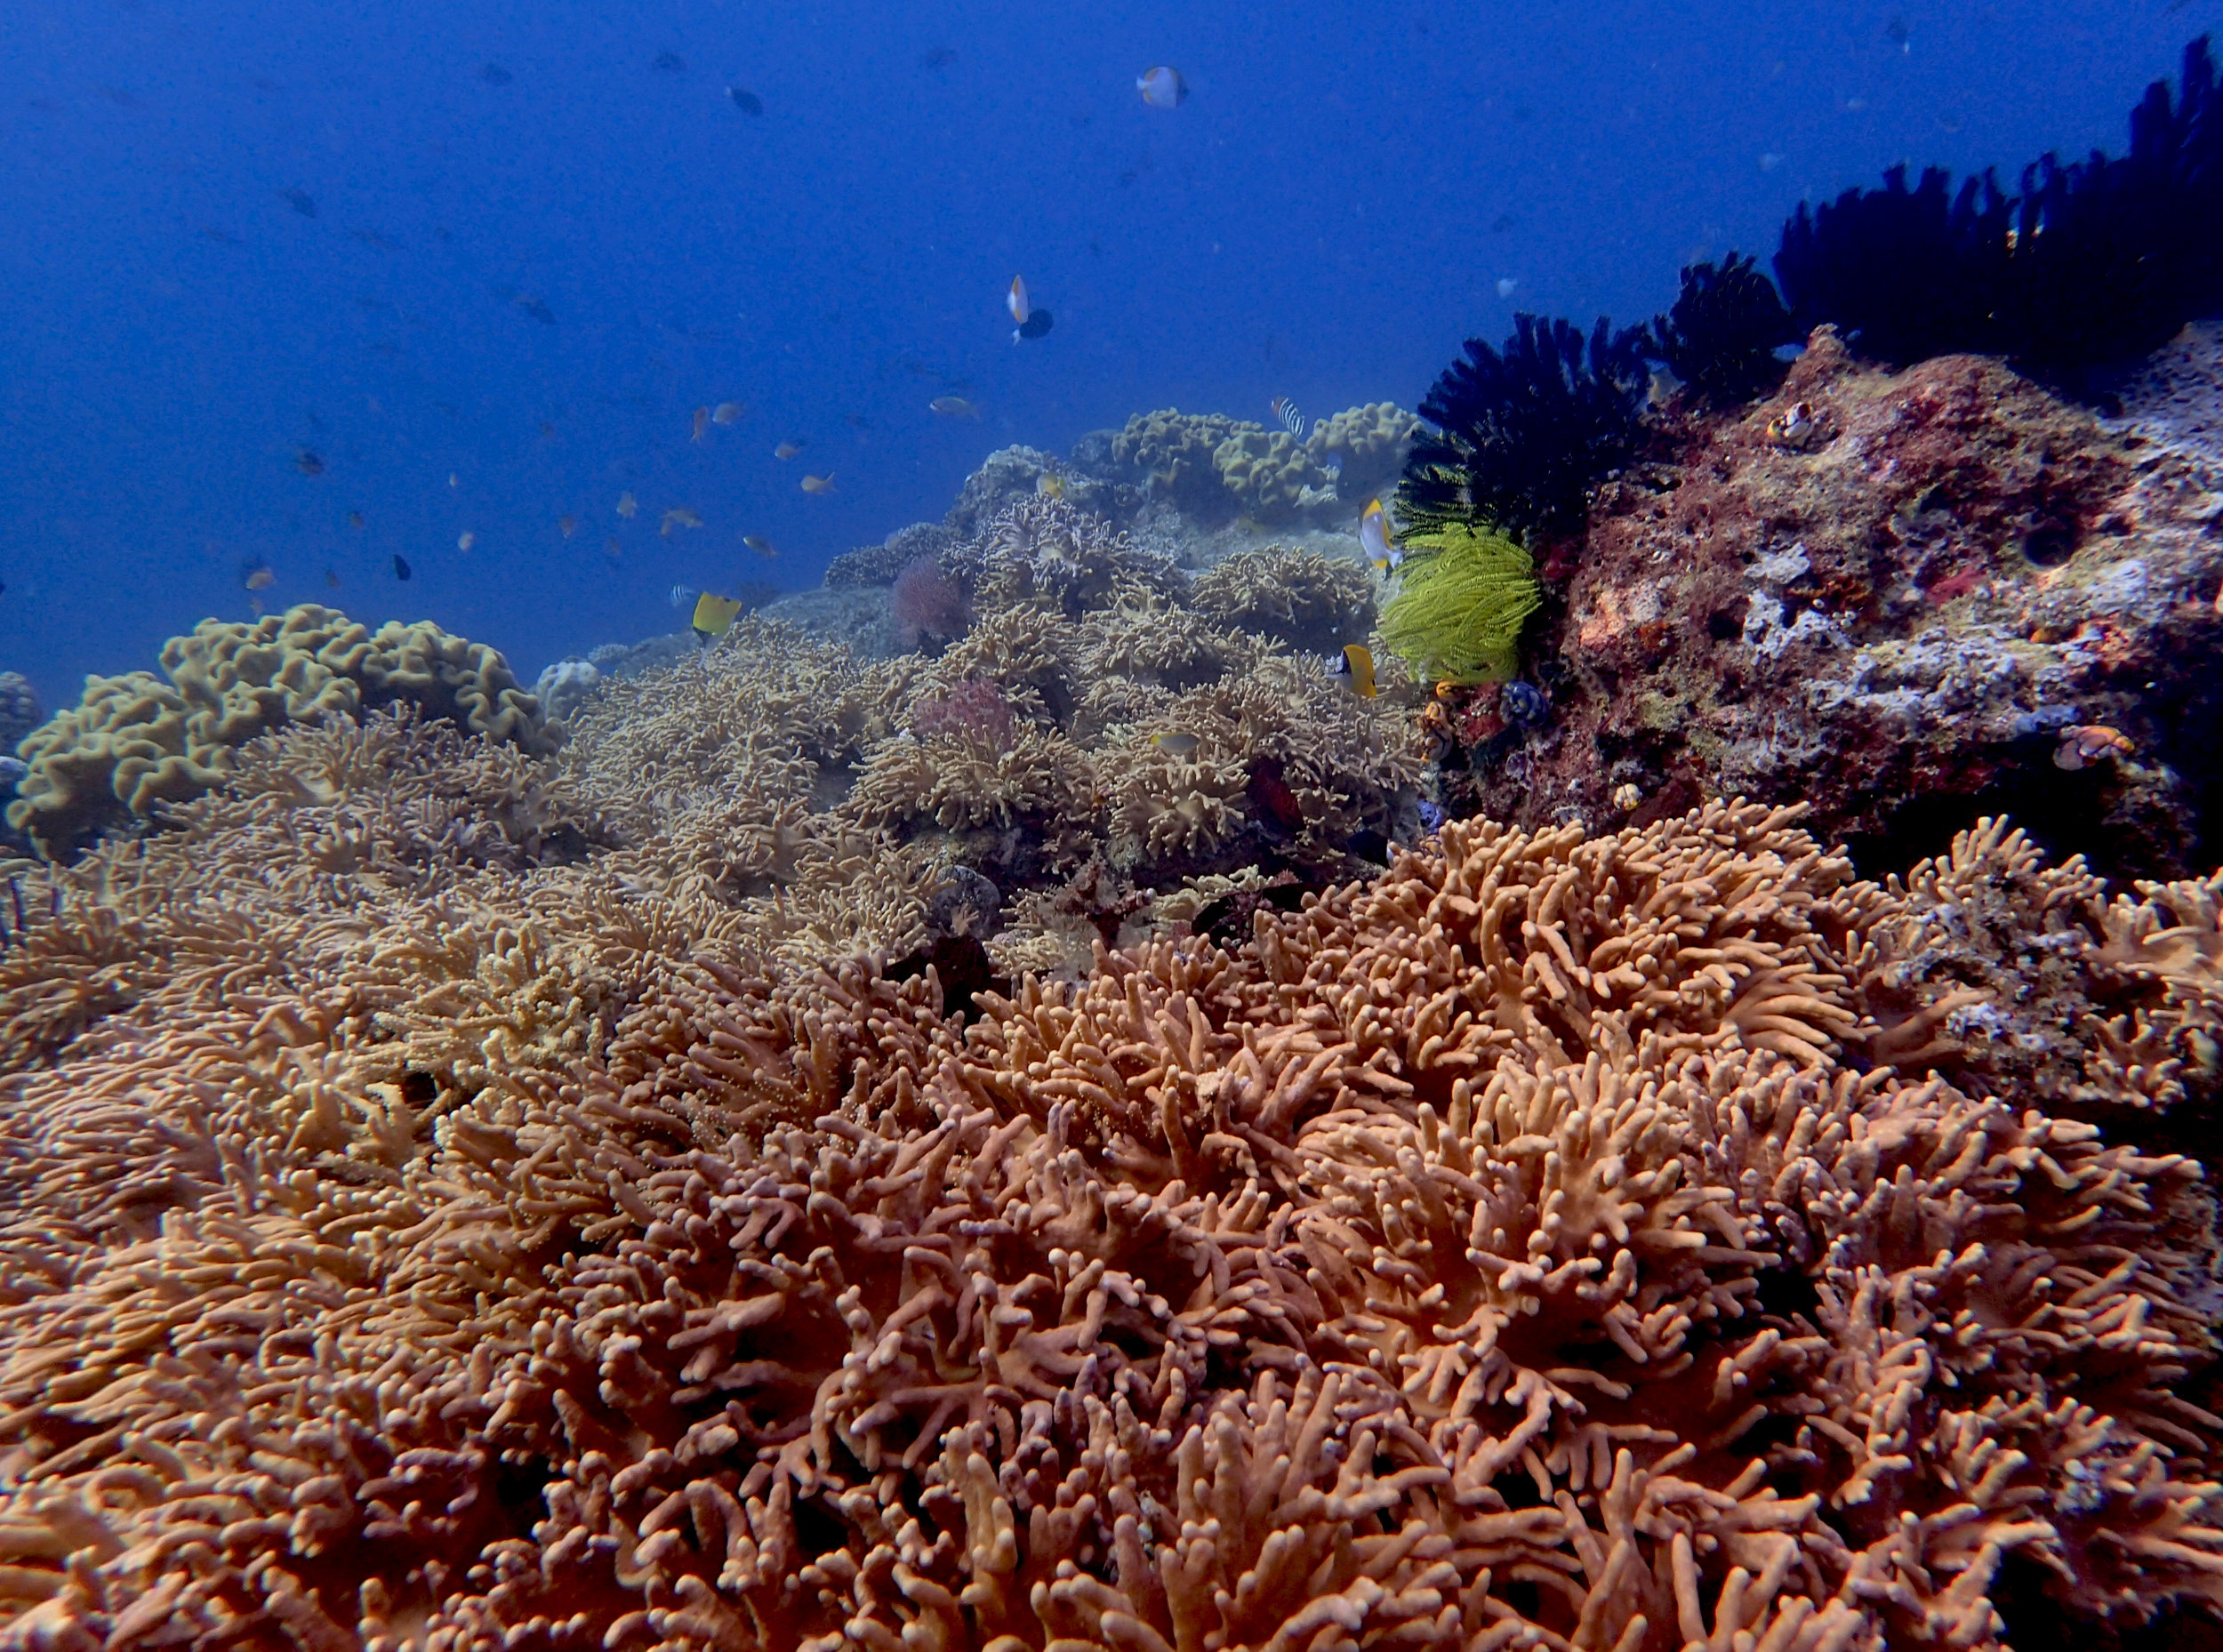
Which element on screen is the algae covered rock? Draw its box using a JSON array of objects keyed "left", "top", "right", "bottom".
[{"left": 10, "top": 604, "right": 550, "bottom": 857}]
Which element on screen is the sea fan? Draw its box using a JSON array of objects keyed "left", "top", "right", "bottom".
[
  {"left": 1644, "top": 254, "right": 1797, "bottom": 405},
  {"left": 1775, "top": 36, "right": 2223, "bottom": 384},
  {"left": 1399, "top": 315, "right": 1649, "bottom": 542}
]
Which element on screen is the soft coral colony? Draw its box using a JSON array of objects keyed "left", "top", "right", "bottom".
[{"left": 4, "top": 39, "right": 2223, "bottom": 1652}]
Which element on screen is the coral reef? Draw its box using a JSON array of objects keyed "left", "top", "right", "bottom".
[
  {"left": 0, "top": 672, "right": 39, "bottom": 754},
  {"left": 1433, "top": 326, "right": 2223, "bottom": 877},
  {"left": 1189, "top": 544, "right": 1375, "bottom": 654},
  {"left": 1775, "top": 38, "right": 2223, "bottom": 384},
  {"left": 2, "top": 793, "right": 2220, "bottom": 1651},
  {"left": 532, "top": 658, "right": 603, "bottom": 725},
  {"left": 950, "top": 493, "right": 1184, "bottom": 618},
  {"left": 825, "top": 521, "right": 956, "bottom": 589},
  {"left": 1209, "top": 425, "right": 1338, "bottom": 519},
  {"left": 943, "top": 446, "right": 1105, "bottom": 535},
  {"left": 8, "top": 605, "right": 550, "bottom": 859},
  {"left": 890, "top": 557, "right": 972, "bottom": 648},
  {"left": 1306, "top": 401, "right": 1424, "bottom": 501},
  {"left": 1401, "top": 314, "right": 1652, "bottom": 543},
  {"left": 1110, "top": 408, "right": 1245, "bottom": 516}
]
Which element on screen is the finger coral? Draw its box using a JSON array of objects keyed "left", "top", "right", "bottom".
[{"left": 0, "top": 798, "right": 2218, "bottom": 1651}]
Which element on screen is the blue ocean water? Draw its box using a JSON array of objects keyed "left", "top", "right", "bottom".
[{"left": 0, "top": 0, "right": 2203, "bottom": 710}]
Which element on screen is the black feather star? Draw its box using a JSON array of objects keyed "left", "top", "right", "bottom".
[
  {"left": 1399, "top": 314, "right": 1649, "bottom": 543},
  {"left": 1775, "top": 36, "right": 2223, "bottom": 387},
  {"left": 1646, "top": 254, "right": 1797, "bottom": 406}
]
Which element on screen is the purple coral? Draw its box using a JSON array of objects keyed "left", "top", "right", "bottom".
[
  {"left": 891, "top": 557, "right": 971, "bottom": 648},
  {"left": 910, "top": 678, "right": 1014, "bottom": 750}
]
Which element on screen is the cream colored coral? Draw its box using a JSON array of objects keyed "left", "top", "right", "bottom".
[
  {"left": 9, "top": 605, "right": 551, "bottom": 858},
  {"left": 1212, "top": 425, "right": 1337, "bottom": 518},
  {"left": 1306, "top": 400, "right": 1423, "bottom": 499},
  {"left": 1191, "top": 543, "right": 1375, "bottom": 649}
]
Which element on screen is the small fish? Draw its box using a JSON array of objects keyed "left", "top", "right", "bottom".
[
  {"left": 241, "top": 559, "right": 277, "bottom": 591},
  {"left": 1496, "top": 277, "right": 1518, "bottom": 299},
  {"left": 1007, "top": 277, "right": 1054, "bottom": 341},
  {"left": 1270, "top": 396, "right": 1304, "bottom": 439},
  {"left": 1037, "top": 474, "right": 1066, "bottom": 501},
  {"left": 670, "top": 582, "right": 696, "bottom": 609},
  {"left": 692, "top": 591, "right": 745, "bottom": 638},
  {"left": 801, "top": 473, "right": 835, "bottom": 493},
  {"left": 616, "top": 491, "right": 638, "bottom": 517},
  {"left": 605, "top": 535, "right": 622, "bottom": 557},
  {"left": 651, "top": 51, "right": 686, "bottom": 73},
  {"left": 515, "top": 293, "right": 556, "bottom": 325},
  {"left": 449, "top": 472, "right": 460, "bottom": 488},
  {"left": 202, "top": 226, "right": 241, "bottom": 245},
  {"left": 1153, "top": 731, "right": 1201, "bottom": 758},
  {"left": 457, "top": 531, "right": 476, "bottom": 551},
  {"left": 743, "top": 534, "right": 776, "bottom": 557},
  {"left": 1360, "top": 498, "right": 1400, "bottom": 571},
  {"left": 727, "top": 85, "right": 764, "bottom": 116},
  {"left": 558, "top": 514, "right": 578, "bottom": 538},
  {"left": 1136, "top": 66, "right": 1187, "bottom": 108},
  {"left": 347, "top": 509, "right": 365, "bottom": 529},
  {"left": 478, "top": 62, "right": 513, "bottom": 84},
  {"left": 692, "top": 406, "right": 710, "bottom": 442},
  {"left": 774, "top": 441, "right": 802, "bottom": 460},
  {"left": 930, "top": 396, "right": 981, "bottom": 419},
  {"left": 325, "top": 567, "right": 341, "bottom": 588},
  {"left": 711, "top": 401, "right": 743, "bottom": 424},
  {"left": 1330, "top": 643, "right": 1378, "bottom": 698},
  {"left": 1767, "top": 401, "right": 1821, "bottom": 450},
  {"left": 2054, "top": 725, "right": 2135, "bottom": 771},
  {"left": 280, "top": 188, "right": 317, "bottom": 217},
  {"left": 295, "top": 448, "right": 325, "bottom": 476},
  {"left": 661, "top": 506, "right": 703, "bottom": 535},
  {"left": 393, "top": 553, "right": 412, "bottom": 581}
]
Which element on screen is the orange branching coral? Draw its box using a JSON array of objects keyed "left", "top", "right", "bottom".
[{"left": 0, "top": 799, "right": 2217, "bottom": 1652}]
